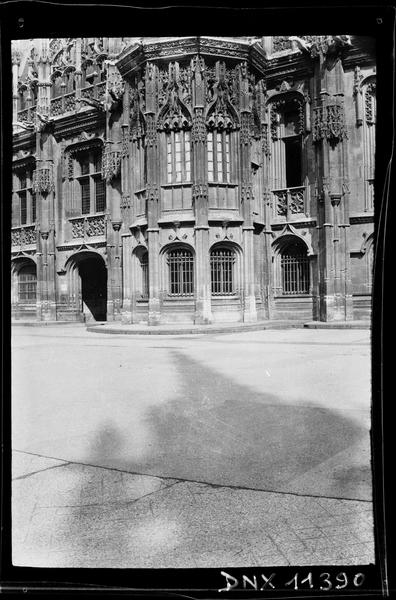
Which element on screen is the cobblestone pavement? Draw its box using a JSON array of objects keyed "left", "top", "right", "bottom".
[{"left": 11, "top": 326, "right": 375, "bottom": 567}]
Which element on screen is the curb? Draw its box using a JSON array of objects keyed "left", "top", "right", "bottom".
[
  {"left": 86, "top": 321, "right": 306, "bottom": 336},
  {"left": 304, "top": 321, "right": 370, "bottom": 330},
  {"left": 12, "top": 321, "right": 85, "bottom": 327}
]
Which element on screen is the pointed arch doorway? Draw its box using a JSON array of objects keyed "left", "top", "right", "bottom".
[{"left": 66, "top": 251, "right": 107, "bottom": 322}]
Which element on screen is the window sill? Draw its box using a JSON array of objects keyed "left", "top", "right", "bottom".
[
  {"left": 274, "top": 294, "right": 312, "bottom": 299},
  {"left": 161, "top": 182, "right": 192, "bottom": 188}
]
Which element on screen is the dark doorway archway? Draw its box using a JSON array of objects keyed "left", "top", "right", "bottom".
[{"left": 78, "top": 256, "right": 107, "bottom": 321}]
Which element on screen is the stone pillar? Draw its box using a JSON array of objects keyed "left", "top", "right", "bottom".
[
  {"left": 145, "top": 64, "right": 161, "bottom": 324},
  {"left": 74, "top": 38, "right": 82, "bottom": 111},
  {"left": 12, "top": 48, "right": 21, "bottom": 123},
  {"left": 259, "top": 82, "right": 274, "bottom": 320},
  {"left": 239, "top": 67, "right": 257, "bottom": 322},
  {"left": 34, "top": 39, "right": 57, "bottom": 321},
  {"left": 312, "top": 39, "right": 353, "bottom": 321},
  {"left": 102, "top": 61, "right": 125, "bottom": 321},
  {"left": 192, "top": 57, "right": 212, "bottom": 324}
]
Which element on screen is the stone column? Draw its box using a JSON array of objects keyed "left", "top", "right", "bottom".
[
  {"left": 239, "top": 69, "right": 257, "bottom": 322},
  {"left": 192, "top": 57, "right": 212, "bottom": 324},
  {"left": 145, "top": 63, "right": 161, "bottom": 325},
  {"left": 103, "top": 61, "right": 125, "bottom": 321},
  {"left": 312, "top": 39, "right": 353, "bottom": 321},
  {"left": 12, "top": 48, "right": 21, "bottom": 123},
  {"left": 34, "top": 39, "right": 57, "bottom": 321}
]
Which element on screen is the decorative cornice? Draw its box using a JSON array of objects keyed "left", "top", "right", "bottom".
[
  {"left": 271, "top": 219, "right": 317, "bottom": 230},
  {"left": 117, "top": 37, "right": 268, "bottom": 81}
]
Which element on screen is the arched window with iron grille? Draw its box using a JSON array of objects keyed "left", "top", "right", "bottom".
[
  {"left": 140, "top": 251, "right": 149, "bottom": 298},
  {"left": 280, "top": 239, "right": 310, "bottom": 295},
  {"left": 18, "top": 264, "right": 37, "bottom": 303},
  {"left": 210, "top": 247, "right": 236, "bottom": 295},
  {"left": 167, "top": 248, "right": 194, "bottom": 296}
]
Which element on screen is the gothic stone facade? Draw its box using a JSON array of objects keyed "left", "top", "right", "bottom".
[{"left": 11, "top": 36, "right": 375, "bottom": 324}]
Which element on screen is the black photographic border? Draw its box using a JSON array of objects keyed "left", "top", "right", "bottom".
[{"left": 0, "top": 1, "right": 394, "bottom": 597}]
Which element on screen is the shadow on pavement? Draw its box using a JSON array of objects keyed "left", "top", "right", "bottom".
[{"left": 88, "top": 350, "right": 371, "bottom": 500}]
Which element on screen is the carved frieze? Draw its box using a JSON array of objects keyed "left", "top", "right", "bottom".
[
  {"left": 71, "top": 218, "right": 85, "bottom": 238},
  {"left": 272, "top": 37, "right": 293, "bottom": 53},
  {"left": 86, "top": 215, "right": 106, "bottom": 236},
  {"left": 70, "top": 215, "right": 106, "bottom": 238},
  {"left": 289, "top": 188, "right": 305, "bottom": 213},
  {"left": 11, "top": 226, "right": 37, "bottom": 246}
]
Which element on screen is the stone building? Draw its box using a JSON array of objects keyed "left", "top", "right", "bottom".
[{"left": 11, "top": 36, "right": 376, "bottom": 325}]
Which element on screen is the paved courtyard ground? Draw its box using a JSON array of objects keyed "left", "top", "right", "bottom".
[{"left": 11, "top": 325, "right": 375, "bottom": 568}]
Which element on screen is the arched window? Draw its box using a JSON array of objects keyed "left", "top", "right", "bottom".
[
  {"left": 166, "top": 130, "right": 191, "bottom": 183},
  {"left": 279, "top": 239, "right": 310, "bottom": 295},
  {"left": 269, "top": 94, "right": 306, "bottom": 218},
  {"left": 140, "top": 251, "right": 149, "bottom": 298},
  {"left": 167, "top": 248, "right": 194, "bottom": 296},
  {"left": 13, "top": 168, "right": 35, "bottom": 225},
  {"left": 75, "top": 147, "right": 105, "bottom": 215},
  {"left": 207, "top": 130, "right": 231, "bottom": 183},
  {"left": 210, "top": 246, "right": 236, "bottom": 295},
  {"left": 18, "top": 264, "right": 37, "bottom": 303}
]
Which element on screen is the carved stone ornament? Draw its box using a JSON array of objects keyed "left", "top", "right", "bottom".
[
  {"left": 206, "top": 76, "right": 237, "bottom": 131},
  {"left": 313, "top": 103, "right": 347, "bottom": 142},
  {"left": 11, "top": 226, "right": 37, "bottom": 246},
  {"left": 364, "top": 82, "right": 376, "bottom": 124},
  {"left": 145, "top": 114, "right": 157, "bottom": 147},
  {"left": 146, "top": 183, "right": 159, "bottom": 202},
  {"left": 102, "top": 146, "right": 121, "bottom": 182},
  {"left": 192, "top": 182, "right": 208, "bottom": 199},
  {"left": 121, "top": 194, "right": 131, "bottom": 210},
  {"left": 129, "top": 87, "right": 146, "bottom": 141},
  {"left": 32, "top": 167, "right": 55, "bottom": 194},
  {"left": 270, "top": 95, "right": 305, "bottom": 141},
  {"left": 191, "top": 109, "right": 206, "bottom": 143},
  {"left": 241, "top": 182, "right": 253, "bottom": 203},
  {"left": 240, "top": 112, "right": 252, "bottom": 146},
  {"left": 157, "top": 78, "right": 192, "bottom": 131}
]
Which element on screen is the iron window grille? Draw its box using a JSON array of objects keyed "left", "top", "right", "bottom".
[
  {"left": 140, "top": 252, "right": 149, "bottom": 298},
  {"left": 167, "top": 249, "right": 194, "bottom": 296},
  {"left": 211, "top": 248, "right": 236, "bottom": 295},
  {"left": 207, "top": 130, "right": 231, "bottom": 183},
  {"left": 18, "top": 266, "right": 37, "bottom": 302},
  {"left": 166, "top": 131, "right": 191, "bottom": 183},
  {"left": 281, "top": 254, "right": 310, "bottom": 295}
]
